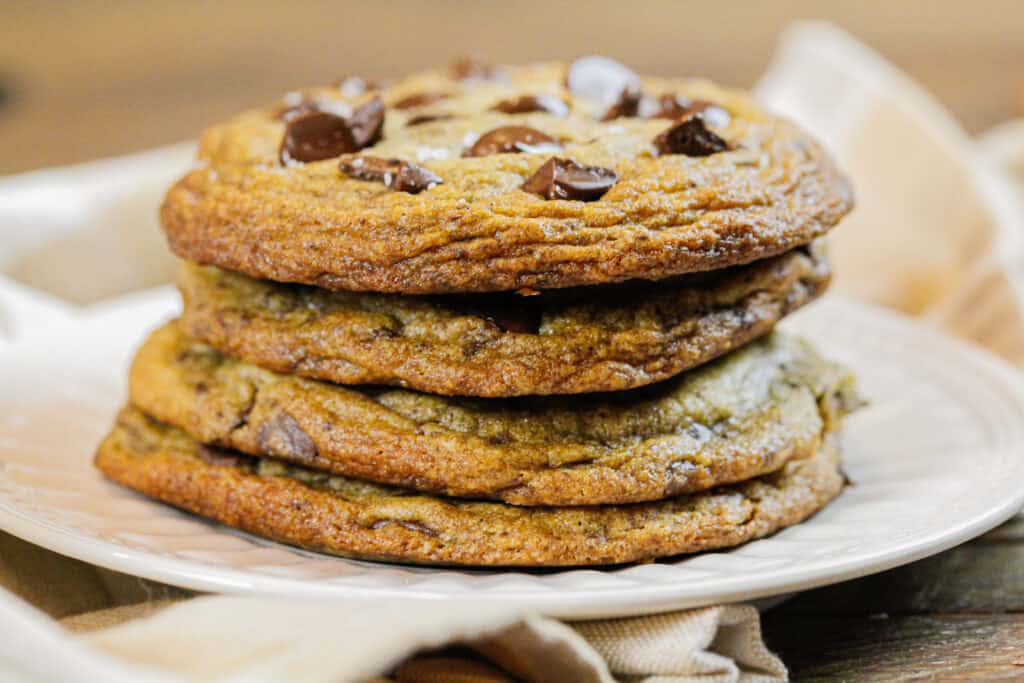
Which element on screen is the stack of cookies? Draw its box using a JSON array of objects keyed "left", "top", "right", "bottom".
[{"left": 96, "top": 57, "right": 857, "bottom": 566}]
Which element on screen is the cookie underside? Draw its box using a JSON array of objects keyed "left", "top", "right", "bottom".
[{"left": 95, "top": 406, "right": 845, "bottom": 567}]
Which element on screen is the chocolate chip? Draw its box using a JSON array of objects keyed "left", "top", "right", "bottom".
[
  {"left": 340, "top": 156, "right": 442, "bottom": 194},
  {"left": 393, "top": 92, "right": 450, "bottom": 109},
  {"left": 664, "top": 460, "right": 698, "bottom": 497},
  {"left": 256, "top": 413, "right": 318, "bottom": 463},
  {"left": 444, "top": 292, "right": 545, "bottom": 333},
  {"left": 490, "top": 309, "right": 542, "bottom": 334},
  {"left": 653, "top": 115, "right": 728, "bottom": 156},
  {"left": 653, "top": 95, "right": 731, "bottom": 126},
  {"left": 597, "top": 87, "right": 643, "bottom": 122},
  {"left": 196, "top": 444, "right": 245, "bottom": 468},
  {"left": 601, "top": 87, "right": 643, "bottom": 120},
  {"left": 280, "top": 111, "right": 358, "bottom": 164},
  {"left": 653, "top": 94, "right": 696, "bottom": 119},
  {"left": 566, "top": 56, "right": 641, "bottom": 108},
  {"left": 348, "top": 96, "right": 385, "bottom": 148},
  {"left": 464, "top": 126, "right": 560, "bottom": 157},
  {"left": 278, "top": 96, "right": 385, "bottom": 165},
  {"left": 450, "top": 57, "right": 495, "bottom": 81},
  {"left": 521, "top": 157, "right": 617, "bottom": 201},
  {"left": 490, "top": 94, "right": 569, "bottom": 117},
  {"left": 406, "top": 113, "right": 454, "bottom": 126}
]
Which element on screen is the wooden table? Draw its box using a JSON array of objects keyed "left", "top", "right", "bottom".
[
  {"left": 2, "top": 2, "right": 1023, "bottom": 679},
  {"left": 763, "top": 513, "right": 1024, "bottom": 680}
]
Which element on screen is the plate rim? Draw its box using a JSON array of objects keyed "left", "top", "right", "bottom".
[
  {"left": 2, "top": 294, "right": 1024, "bottom": 619},
  {"left": 1, "top": 479, "right": 1020, "bottom": 620}
]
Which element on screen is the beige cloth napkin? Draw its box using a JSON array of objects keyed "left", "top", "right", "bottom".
[{"left": 1, "top": 21, "right": 1023, "bottom": 683}]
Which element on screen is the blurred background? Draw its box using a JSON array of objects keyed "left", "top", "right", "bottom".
[{"left": 2, "top": 0, "right": 1023, "bottom": 174}]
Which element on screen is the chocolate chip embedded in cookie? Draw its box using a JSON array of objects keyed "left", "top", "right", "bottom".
[
  {"left": 177, "top": 245, "right": 831, "bottom": 396},
  {"left": 521, "top": 157, "right": 617, "bottom": 200},
  {"left": 566, "top": 55, "right": 642, "bottom": 120},
  {"left": 651, "top": 95, "right": 731, "bottom": 125},
  {"left": 128, "top": 321, "right": 856, "bottom": 506},
  {"left": 339, "top": 156, "right": 442, "bottom": 193},
  {"left": 279, "top": 112, "right": 357, "bottom": 164},
  {"left": 278, "top": 97, "right": 384, "bottom": 164},
  {"left": 464, "top": 126, "right": 561, "bottom": 157},
  {"left": 601, "top": 87, "right": 644, "bottom": 121},
  {"left": 490, "top": 94, "right": 569, "bottom": 116},
  {"left": 653, "top": 115, "right": 729, "bottom": 156},
  {"left": 406, "top": 113, "right": 454, "bottom": 127},
  {"left": 95, "top": 406, "right": 846, "bottom": 566},
  {"left": 449, "top": 56, "right": 497, "bottom": 81},
  {"left": 392, "top": 91, "right": 450, "bottom": 109},
  {"left": 162, "top": 60, "right": 853, "bottom": 294},
  {"left": 345, "top": 97, "right": 385, "bottom": 147}
]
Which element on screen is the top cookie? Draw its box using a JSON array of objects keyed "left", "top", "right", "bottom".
[{"left": 162, "top": 58, "right": 853, "bottom": 294}]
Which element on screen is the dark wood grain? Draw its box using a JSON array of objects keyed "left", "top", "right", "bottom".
[
  {"left": 775, "top": 542, "right": 1024, "bottom": 615},
  {"left": 763, "top": 614, "right": 1024, "bottom": 682},
  {"left": 983, "top": 512, "right": 1024, "bottom": 542},
  {"left": 761, "top": 512, "right": 1024, "bottom": 678}
]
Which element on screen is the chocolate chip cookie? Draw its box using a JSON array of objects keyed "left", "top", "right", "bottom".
[
  {"left": 95, "top": 406, "right": 845, "bottom": 566},
  {"left": 162, "top": 58, "right": 853, "bottom": 294},
  {"left": 178, "top": 244, "right": 829, "bottom": 397},
  {"left": 128, "top": 322, "right": 856, "bottom": 506}
]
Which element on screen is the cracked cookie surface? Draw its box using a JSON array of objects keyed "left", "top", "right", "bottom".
[
  {"left": 178, "top": 244, "right": 830, "bottom": 397},
  {"left": 128, "top": 322, "right": 856, "bottom": 506},
  {"left": 161, "top": 61, "right": 853, "bottom": 294},
  {"left": 95, "top": 406, "right": 845, "bottom": 566}
]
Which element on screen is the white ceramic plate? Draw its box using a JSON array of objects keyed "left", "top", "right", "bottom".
[{"left": 1, "top": 290, "right": 1023, "bottom": 619}]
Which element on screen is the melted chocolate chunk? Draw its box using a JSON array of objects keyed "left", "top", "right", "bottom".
[
  {"left": 653, "top": 95, "right": 731, "bottom": 126},
  {"left": 566, "top": 56, "right": 641, "bottom": 108},
  {"left": 653, "top": 115, "right": 728, "bottom": 156},
  {"left": 280, "top": 111, "right": 358, "bottom": 164},
  {"left": 601, "top": 87, "right": 643, "bottom": 120},
  {"left": 278, "top": 96, "right": 384, "bottom": 165},
  {"left": 521, "top": 157, "right": 617, "bottom": 201},
  {"left": 340, "top": 156, "right": 442, "bottom": 194},
  {"left": 450, "top": 57, "right": 495, "bottom": 81},
  {"left": 490, "top": 94, "right": 569, "bottom": 117},
  {"left": 664, "top": 460, "right": 699, "bottom": 497},
  {"left": 444, "top": 292, "right": 545, "bottom": 333},
  {"left": 405, "top": 112, "right": 454, "bottom": 126},
  {"left": 479, "top": 307, "right": 542, "bottom": 334},
  {"left": 196, "top": 444, "right": 245, "bottom": 468},
  {"left": 393, "top": 92, "right": 450, "bottom": 109},
  {"left": 654, "top": 94, "right": 698, "bottom": 119},
  {"left": 464, "top": 126, "right": 560, "bottom": 157},
  {"left": 256, "top": 413, "right": 318, "bottom": 463},
  {"left": 348, "top": 96, "right": 385, "bottom": 148}
]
